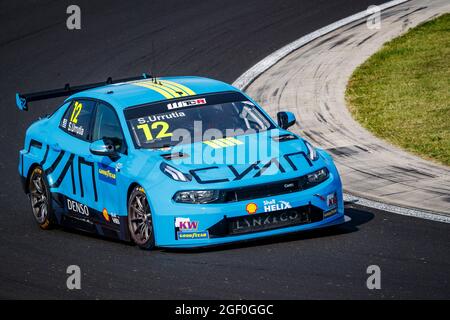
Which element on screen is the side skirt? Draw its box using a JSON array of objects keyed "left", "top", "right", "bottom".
[{"left": 51, "top": 192, "right": 131, "bottom": 242}]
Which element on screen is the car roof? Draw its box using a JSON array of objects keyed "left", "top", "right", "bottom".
[{"left": 67, "top": 76, "right": 240, "bottom": 110}]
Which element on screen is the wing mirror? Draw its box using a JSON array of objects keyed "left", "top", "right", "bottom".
[
  {"left": 277, "top": 111, "right": 296, "bottom": 129},
  {"left": 89, "top": 139, "right": 118, "bottom": 158}
]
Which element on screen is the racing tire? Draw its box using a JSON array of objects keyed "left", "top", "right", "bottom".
[
  {"left": 127, "top": 186, "right": 155, "bottom": 250},
  {"left": 28, "top": 166, "right": 55, "bottom": 230}
]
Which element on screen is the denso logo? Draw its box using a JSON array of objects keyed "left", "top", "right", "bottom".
[
  {"left": 67, "top": 199, "right": 89, "bottom": 216},
  {"left": 167, "top": 98, "right": 206, "bottom": 110}
]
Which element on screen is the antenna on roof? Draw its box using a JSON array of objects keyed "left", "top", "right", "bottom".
[{"left": 151, "top": 40, "right": 157, "bottom": 84}]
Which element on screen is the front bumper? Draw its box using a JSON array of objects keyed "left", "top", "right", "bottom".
[{"left": 151, "top": 168, "right": 346, "bottom": 248}]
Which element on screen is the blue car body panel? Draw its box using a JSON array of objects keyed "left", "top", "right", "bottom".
[{"left": 19, "top": 76, "right": 346, "bottom": 248}]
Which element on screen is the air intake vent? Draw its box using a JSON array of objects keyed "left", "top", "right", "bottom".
[
  {"left": 272, "top": 134, "right": 298, "bottom": 142},
  {"left": 161, "top": 152, "right": 189, "bottom": 160}
]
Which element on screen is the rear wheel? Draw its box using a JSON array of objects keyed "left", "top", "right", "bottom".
[
  {"left": 28, "top": 166, "right": 55, "bottom": 229},
  {"left": 128, "top": 186, "right": 155, "bottom": 250}
]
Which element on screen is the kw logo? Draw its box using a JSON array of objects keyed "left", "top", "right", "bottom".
[
  {"left": 179, "top": 220, "right": 199, "bottom": 231},
  {"left": 203, "top": 137, "right": 243, "bottom": 149}
]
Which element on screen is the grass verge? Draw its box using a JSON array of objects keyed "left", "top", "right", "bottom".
[{"left": 346, "top": 13, "right": 450, "bottom": 166}]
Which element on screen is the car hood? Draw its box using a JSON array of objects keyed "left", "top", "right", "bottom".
[{"left": 135, "top": 129, "right": 326, "bottom": 188}]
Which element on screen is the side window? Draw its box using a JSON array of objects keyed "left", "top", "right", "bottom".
[
  {"left": 92, "top": 103, "right": 126, "bottom": 154},
  {"left": 59, "top": 100, "right": 96, "bottom": 141}
]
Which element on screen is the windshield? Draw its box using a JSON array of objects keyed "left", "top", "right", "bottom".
[{"left": 124, "top": 92, "right": 274, "bottom": 149}]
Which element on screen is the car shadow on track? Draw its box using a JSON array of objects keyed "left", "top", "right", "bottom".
[
  {"left": 162, "top": 206, "right": 374, "bottom": 253},
  {"left": 50, "top": 206, "right": 374, "bottom": 253}
]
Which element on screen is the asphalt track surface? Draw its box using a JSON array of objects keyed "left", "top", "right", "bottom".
[{"left": 0, "top": 0, "right": 449, "bottom": 299}]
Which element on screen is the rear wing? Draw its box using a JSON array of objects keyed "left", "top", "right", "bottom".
[{"left": 15, "top": 73, "right": 151, "bottom": 111}]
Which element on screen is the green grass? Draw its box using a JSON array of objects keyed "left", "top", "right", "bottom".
[{"left": 346, "top": 14, "right": 450, "bottom": 166}]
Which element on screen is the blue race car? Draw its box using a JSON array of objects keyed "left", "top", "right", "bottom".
[{"left": 17, "top": 74, "right": 348, "bottom": 249}]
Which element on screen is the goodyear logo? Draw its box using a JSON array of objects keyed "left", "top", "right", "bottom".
[
  {"left": 177, "top": 231, "right": 209, "bottom": 240},
  {"left": 98, "top": 163, "right": 116, "bottom": 185},
  {"left": 324, "top": 208, "right": 337, "bottom": 218},
  {"left": 203, "top": 137, "right": 243, "bottom": 149}
]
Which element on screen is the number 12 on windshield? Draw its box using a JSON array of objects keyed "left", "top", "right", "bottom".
[{"left": 137, "top": 121, "right": 173, "bottom": 141}]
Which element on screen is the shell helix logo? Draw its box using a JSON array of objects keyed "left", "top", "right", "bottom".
[{"left": 246, "top": 203, "right": 258, "bottom": 215}]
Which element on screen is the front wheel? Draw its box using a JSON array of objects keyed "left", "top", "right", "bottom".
[
  {"left": 28, "top": 166, "right": 55, "bottom": 229},
  {"left": 127, "top": 186, "right": 155, "bottom": 250}
]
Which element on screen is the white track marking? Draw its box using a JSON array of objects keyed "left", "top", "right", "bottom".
[
  {"left": 233, "top": 0, "right": 450, "bottom": 224},
  {"left": 344, "top": 194, "right": 450, "bottom": 224},
  {"left": 233, "top": 0, "right": 409, "bottom": 90}
]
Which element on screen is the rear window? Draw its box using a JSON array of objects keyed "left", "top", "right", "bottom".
[{"left": 59, "top": 100, "right": 96, "bottom": 141}]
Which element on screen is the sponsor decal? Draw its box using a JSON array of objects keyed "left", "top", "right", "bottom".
[
  {"left": 98, "top": 163, "right": 116, "bottom": 185},
  {"left": 167, "top": 98, "right": 206, "bottom": 110},
  {"left": 246, "top": 202, "right": 258, "bottom": 214},
  {"left": 324, "top": 208, "right": 337, "bottom": 218},
  {"left": 137, "top": 111, "right": 186, "bottom": 124},
  {"left": 175, "top": 218, "right": 206, "bottom": 240},
  {"left": 177, "top": 231, "right": 209, "bottom": 240},
  {"left": 233, "top": 210, "right": 305, "bottom": 233},
  {"left": 103, "top": 208, "right": 120, "bottom": 224},
  {"left": 203, "top": 137, "right": 243, "bottom": 149},
  {"left": 67, "top": 122, "right": 85, "bottom": 136},
  {"left": 263, "top": 199, "right": 292, "bottom": 212},
  {"left": 175, "top": 217, "right": 199, "bottom": 231},
  {"left": 67, "top": 198, "right": 89, "bottom": 217},
  {"left": 327, "top": 192, "right": 337, "bottom": 208},
  {"left": 111, "top": 214, "right": 120, "bottom": 225},
  {"left": 102, "top": 208, "right": 110, "bottom": 222},
  {"left": 284, "top": 182, "right": 295, "bottom": 189}
]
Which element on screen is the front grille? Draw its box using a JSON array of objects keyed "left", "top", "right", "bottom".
[
  {"left": 208, "top": 204, "right": 324, "bottom": 237},
  {"left": 223, "top": 172, "right": 327, "bottom": 202}
]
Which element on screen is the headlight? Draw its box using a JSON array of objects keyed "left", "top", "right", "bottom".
[
  {"left": 174, "top": 190, "right": 220, "bottom": 204},
  {"left": 304, "top": 140, "right": 319, "bottom": 161},
  {"left": 160, "top": 163, "right": 191, "bottom": 182},
  {"left": 305, "top": 168, "right": 329, "bottom": 187}
]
